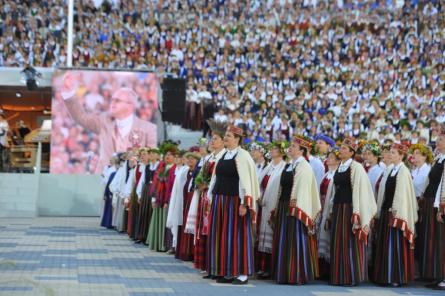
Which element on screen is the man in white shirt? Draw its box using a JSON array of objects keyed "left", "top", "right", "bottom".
[{"left": 60, "top": 72, "right": 157, "bottom": 174}]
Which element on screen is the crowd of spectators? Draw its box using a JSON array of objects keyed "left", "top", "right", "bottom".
[{"left": 0, "top": 0, "right": 444, "bottom": 147}]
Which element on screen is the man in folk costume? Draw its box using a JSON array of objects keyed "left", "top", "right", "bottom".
[
  {"left": 135, "top": 148, "right": 161, "bottom": 243},
  {"left": 325, "top": 137, "right": 377, "bottom": 286},
  {"left": 373, "top": 143, "right": 418, "bottom": 287},
  {"left": 127, "top": 148, "right": 149, "bottom": 240},
  {"left": 146, "top": 142, "right": 178, "bottom": 251},
  {"left": 166, "top": 151, "right": 188, "bottom": 254},
  {"left": 318, "top": 148, "right": 341, "bottom": 280},
  {"left": 271, "top": 135, "right": 321, "bottom": 284},
  {"left": 315, "top": 134, "right": 336, "bottom": 172},
  {"left": 174, "top": 149, "right": 201, "bottom": 261},
  {"left": 185, "top": 119, "right": 227, "bottom": 274},
  {"left": 256, "top": 141, "right": 287, "bottom": 279},
  {"left": 420, "top": 130, "right": 445, "bottom": 290},
  {"left": 206, "top": 125, "right": 260, "bottom": 285}
]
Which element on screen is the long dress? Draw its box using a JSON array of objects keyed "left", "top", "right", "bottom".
[
  {"left": 193, "top": 161, "right": 216, "bottom": 271},
  {"left": 317, "top": 171, "right": 334, "bottom": 278},
  {"left": 128, "top": 164, "right": 143, "bottom": 239},
  {"left": 373, "top": 172, "right": 414, "bottom": 285},
  {"left": 101, "top": 171, "right": 116, "bottom": 229},
  {"left": 271, "top": 163, "right": 319, "bottom": 284},
  {"left": 330, "top": 167, "right": 367, "bottom": 285},
  {"left": 175, "top": 170, "right": 196, "bottom": 261},
  {"left": 146, "top": 162, "right": 176, "bottom": 251},
  {"left": 136, "top": 162, "right": 158, "bottom": 242},
  {"left": 419, "top": 157, "right": 445, "bottom": 280},
  {"left": 207, "top": 152, "right": 254, "bottom": 277}
]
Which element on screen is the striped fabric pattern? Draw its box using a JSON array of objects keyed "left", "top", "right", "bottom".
[
  {"left": 146, "top": 207, "right": 167, "bottom": 251},
  {"left": 373, "top": 211, "right": 414, "bottom": 284},
  {"left": 206, "top": 194, "right": 254, "bottom": 277},
  {"left": 175, "top": 191, "right": 195, "bottom": 261},
  {"left": 330, "top": 203, "right": 368, "bottom": 286},
  {"left": 272, "top": 199, "right": 319, "bottom": 284},
  {"left": 194, "top": 193, "right": 208, "bottom": 270},
  {"left": 419, "top": 199, "right": 445, "bottom": 280},
  {"left": 135, "top": 183, "right": 152, "bottom": 242}
]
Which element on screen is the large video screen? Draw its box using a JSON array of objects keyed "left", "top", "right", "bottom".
[{"left": 50, "top": 69, "right": 159, "bottom": 174}]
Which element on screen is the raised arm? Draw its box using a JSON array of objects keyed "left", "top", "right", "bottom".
[{"left": 61, "top": 72, "right": 101, "bottom": 134}]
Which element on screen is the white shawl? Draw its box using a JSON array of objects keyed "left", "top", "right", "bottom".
[
  {"left": 166, "top": 165, "right": 189, "bottom": 230},
  {"left": 377, "top": 163, "right": 418, "bottom": 244}
]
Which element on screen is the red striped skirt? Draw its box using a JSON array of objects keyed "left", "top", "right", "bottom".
[
  {"left": 206, "top": 194, "right": 254, "bottom": 277},
  {"left": 373, "top": 211, "right": 414, "bottom": 285},
  {"left": 194, "top": 192, "right": 208, "bottom": 270},
  {"left": 176, "top": 191, "right": 195, "bottom": 261},
  {"left": 330, "top": 203, "right": 368, "bottom": 285},
  {"left": 271, "top": 199, "right": 319, "bottom": 284},
  {"left": 419, "top": 198, "right": 445, "bottom": 280}
]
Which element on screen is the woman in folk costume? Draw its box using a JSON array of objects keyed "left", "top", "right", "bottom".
[
  {"left": 410, "top": 144, "right": 432, "bottom": 200},
  {"left": 373, "top": 143, "right": 418, "bottom": 287},
  {"left": 110, "top": 153, "right": 127, "bottom": 230},
  {"left": 325, "top": 137, "right": 377, "bottom": 286},
  {"left": 135, "top": 149, "right": 161, "bottom": 243},
  {"left": 249, "top": 141, "right": 268, "bottom": 273},
  {"left": 409, "top": 143, "right": 432, "bottom": 270},
  {"left": 111, "top": 153, "right": 137, "bottom": 232},
  {"left": 186, "top": 120, "right": 227, "bottom": 273},
  {"left": 271, "top": 135, "right": 321, "bottom": 284},
  {"left": 420, "top": 131, "right": 445, "bottom": 290},
  {"left": 314, "top": 134, "right": 336, "bottom": 172},
  {"left": 101, "top": 155, "right": 118, "bottom": 229},
  {"left": 175, "top": 150, "right": 201, "bottom": 261},
  {"left": 256, "top": 141, "right": 287, "bottom": 279},
  {"left": 127, "top": 148, "right": 149, "bottom": 240},
  {"left": 166, "top": 151, "right": 188, "bottom": 254},
  {"left": 146, "top": 142, "right": 178, "bottom": 251},
  {"left": 363, "top": 141, "right": 384, "bottom": 196},
  {"left": 206, "top": 125, "right": 260, "bottom": 285},
  {"left": 318, "top": 148, "right": 341, "bottom": 280}
]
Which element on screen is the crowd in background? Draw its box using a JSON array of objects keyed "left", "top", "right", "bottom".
[{"left": 1, "top": 0, "right": 444, "bottom": 147}]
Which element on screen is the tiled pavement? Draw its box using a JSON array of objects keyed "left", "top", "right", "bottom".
[{"left": 0, "top": 218, "right": 442, "bottom": 296}]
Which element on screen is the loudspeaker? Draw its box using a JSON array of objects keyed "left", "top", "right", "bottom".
[{"left": 162, "top": 78, "right": 186, "bottom": 125}]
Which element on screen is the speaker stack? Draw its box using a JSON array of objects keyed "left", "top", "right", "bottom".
[{"left": 161, "top": 78, "right": 186, "bottom": 125}]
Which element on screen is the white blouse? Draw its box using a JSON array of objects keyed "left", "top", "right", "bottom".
[{"left": 411, "top": 163, "right": 431, "bottom": 198}]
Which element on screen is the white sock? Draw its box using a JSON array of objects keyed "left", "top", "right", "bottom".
[
  {"left": 438, "top": 281, "right": 445, "bottom": 287},
  {"left": 237, "top": 275, "right": 248, "bottom": 281}
]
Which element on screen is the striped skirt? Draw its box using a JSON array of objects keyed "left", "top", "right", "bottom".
[
  {"left": 419, "top": 198, "right": 445, "bottom": 280},
  {"left": 330, "top": 203, "right": 367, "bottom": 286},
  {"left": 175, "top": 191, "right": 195, "bottom": 261},
  {"left": 206, "top": 194, "right": 254, "bottom": 277},
  {"left": 136, "top": 184, "right": 152, "bottom": 242},
  {"left": 194, "top": 192, "right": 208, "bottom": 270},
  {"left": 127, "top": 187, "right": 139, "bottom": 239},
  {"left": 373, "top": 211, "right": 414, "bottom": 285},
  {"left": 272, "top": 199, "right": 319, "bottom": 284},
  {"left": 146, "top": 206, "right": 168, "bottom": 251}
]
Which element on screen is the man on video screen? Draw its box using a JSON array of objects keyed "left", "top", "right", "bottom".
[{"left": 61, "top": 72, "right": 157, "bottom": 174}]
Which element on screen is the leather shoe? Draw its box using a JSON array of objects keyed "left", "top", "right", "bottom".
[
  {"left": 232, "top": 278, "right": 248, "bottom": 285},
  {"left": 202, "top": 274, "right": 212, "bottom": 279},
  {"left": 258, "top": 272, "right": 270, "bottom": 279},
  {"left": 216, "top": 277, "right": 234, "bottom": 284}
]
